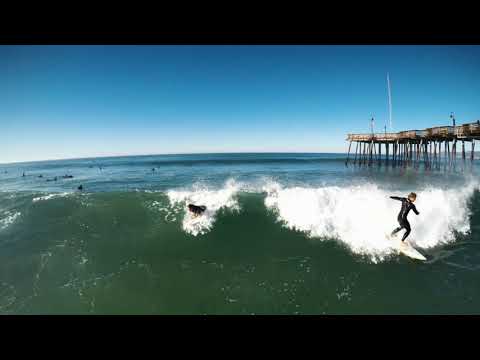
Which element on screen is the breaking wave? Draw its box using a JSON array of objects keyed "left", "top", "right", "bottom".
[{"left": 264, "top": 181, "right": 477, "bottom": 262}]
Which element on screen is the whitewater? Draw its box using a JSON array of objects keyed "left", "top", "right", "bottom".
[{"left": 163, "top": 177, "right": 477, "bottom": 262}]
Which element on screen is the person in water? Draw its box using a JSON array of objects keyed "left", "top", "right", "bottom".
[
  {"left": 390, "top": 192, "right": 419, "bottom": 242},
  {"left": 188, "top": 204, "right": 206, "bottom": 217}
]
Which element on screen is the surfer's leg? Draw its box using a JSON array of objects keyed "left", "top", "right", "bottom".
[
  {"left": 391, "top": 227, "right": 402, "bottom": 236},
  {"left": 391, "top": 217, "right": 404, "bottom": 236},
  {"left": 400, "top": 221, "right": 411, "bottom": 242}
]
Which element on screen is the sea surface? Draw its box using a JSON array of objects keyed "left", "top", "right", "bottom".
[{"left": 0, "top": 153, "right": 479, "bottom": 314}]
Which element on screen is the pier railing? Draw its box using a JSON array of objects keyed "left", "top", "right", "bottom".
[
  {"left": 347, "top": 121, "right": 480, "bottom": 142},
  {"left": 347, "top": 133, "right": 398, "bottom": 142}
]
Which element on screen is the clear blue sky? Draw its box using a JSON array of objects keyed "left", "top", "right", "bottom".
[{"left": 2, "top": 45, "right": 480, "bottom": 163}]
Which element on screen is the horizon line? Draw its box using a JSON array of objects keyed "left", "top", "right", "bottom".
[{"left": 0, "top": 151, "right": 348, "bottom": 166}]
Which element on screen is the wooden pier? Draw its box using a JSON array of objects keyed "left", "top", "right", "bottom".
[{"left": 345, "top": 120, "right": 480, "bottom": 169}]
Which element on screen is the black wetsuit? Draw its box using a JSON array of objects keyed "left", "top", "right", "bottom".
[{"left": 390, "top": 196, "right": 419, "bottom": 241}]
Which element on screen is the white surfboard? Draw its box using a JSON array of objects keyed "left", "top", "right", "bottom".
[
  {"left": 398, "top": 241, "right": 426, "bottom": 261},
  {"left": 387, "top": 234, "right": 426, "bottom": 261}
]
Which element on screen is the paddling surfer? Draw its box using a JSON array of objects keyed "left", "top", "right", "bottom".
[{"left": 188, "top": 204, "right": 206, "bottom": 218}]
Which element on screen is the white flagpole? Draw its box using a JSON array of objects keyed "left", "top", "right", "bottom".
[{"left": 387, "top": 72, "right": 393, "bottom": 132}]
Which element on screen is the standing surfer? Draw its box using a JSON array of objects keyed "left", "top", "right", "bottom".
[{"left": 390, "top": 192, "right": 419, "bottom": 242}]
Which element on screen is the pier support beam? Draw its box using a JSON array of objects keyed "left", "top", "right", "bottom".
[
  {"left": 392, "top": 143, "right": 397, "bottom": 167},
  {"left": 386, "top": 143, "right": 389, "bottom": 165},
  {"left": 364, "top": 142, "right": 367, "bottom": 166},
  {"left": 453, "top": 139, "right": 457, "bottom": 168},
  {"left": 345, "top": 141, "right": 352, "bottom": 166},
  {"left": 409, "top": 142, "right": 413, "bottom": 165},
  {"left": 394, "top": 142, "right": 397, "bottom": 166},
  {"left": 444, "top": 140, "right": 448, "bottom": 169},
  {"left": 369, "top": 140, "right": 373, "bottom": 166},
  {"left": 378, "top": 143, "right": 382, "bottom": 166},
  {"left": 424, "top": 142, "right": 429, "bottom": 169},
  {"left": 363, "top": 142, "right": 367, "bottom": 165},
  {"left": 396, "top": 141, "right": 399, "bottom": 167},
  {"left": 447, "top": 141, "right": 451, "bottom": 167},
  {"left": 417, "top": 141, "right": 421, "bottom": 168},
  {"left": 353, "top": 142, "right": 359, "bottom": 165},
  {"left": 428, "top": 141, "right": 433, "bottom": 168},
  {"left": 438, "top": 141, "right": 442, "bottom": 169}
]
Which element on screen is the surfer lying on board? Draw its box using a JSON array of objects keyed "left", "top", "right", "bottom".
[
  {"left": 188, "top": 204, "right": 207, "bottom": 218},
  {"left": 390, "top": 192, "right": 419, "bottom": 242}
]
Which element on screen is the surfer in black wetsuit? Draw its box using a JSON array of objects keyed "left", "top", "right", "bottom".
[
  {"left": 188, "top": 204, "right": 206, "bottom": 218},
  {"left": 390, "top": 192, "right": 419, "bottom": 242}
]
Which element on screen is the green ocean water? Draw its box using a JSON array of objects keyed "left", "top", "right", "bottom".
[{"left": 1, "top": 153, "right": 479, "bottom": 314}]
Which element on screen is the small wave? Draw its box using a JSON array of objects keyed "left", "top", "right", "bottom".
[
  {"left": 0, "top": 211, "right": 21, "bottom": 230},
  {"left": 167, "top": 179, "right": 240, "bottom": 236},
  {"left": 32, "top": 192, "right": 71, "bottom": 203}
]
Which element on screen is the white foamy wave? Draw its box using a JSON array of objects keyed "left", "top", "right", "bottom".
[
  {"left": 0, "top": 211, "right": 21, "bottom": 230},
  {"left": 32, "top": 192, "right": 71, "bottom": 202},
  {"left": 167, "top": 179, "right": 240, "bottom": 236},
  {"left": 264, "top": 181, "right": 477, "bottom": 262}
]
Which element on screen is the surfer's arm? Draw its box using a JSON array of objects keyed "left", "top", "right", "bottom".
[
  {"left": 412, "top": 205, "right": 419, "bottom": 215},
  {"left": 390, "top": 196, "right": 403, "bottom": 201}
]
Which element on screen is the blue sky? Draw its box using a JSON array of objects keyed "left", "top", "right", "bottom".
[{"left": 1, "top": 45, "right": 480, "bottom": 163}]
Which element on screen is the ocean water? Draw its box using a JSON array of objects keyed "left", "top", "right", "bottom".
[{"left": 0, "top": 153, "right": 479, "bottom": 314}]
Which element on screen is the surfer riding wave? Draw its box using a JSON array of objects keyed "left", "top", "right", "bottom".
[{"left": 390, "top": 192, "right": 419, "bottom": 242}]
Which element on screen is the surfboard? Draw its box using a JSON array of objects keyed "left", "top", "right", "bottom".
[
  {"left": 397, "top": 241, "right": 426, "bottom": 261},
  {"left": 387, "top": 234, "right": 426, "bottom": 261}
]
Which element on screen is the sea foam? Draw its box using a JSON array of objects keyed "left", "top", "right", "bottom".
[
  {"left": 264, "top": 181, "right": 477, "bottom": 262},
  {"left": 167, "top": 179, "right": 241, "bottom": 236}
]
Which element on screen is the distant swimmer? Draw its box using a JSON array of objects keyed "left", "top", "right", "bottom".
[
  {"left": 152, "top": 168, "right": 155, "bottom": 172},
  {"left": 188, "top": 204, "right": 206, "bottom": 217},
  {"left": 62, "top": 175, "right": 74, "bottom": 179},
  {"left": 38, "top": 174, "right": 43, "bottom": 178},
  {"left": 22, "top": 172, "right": 26, "bottom": 177},
  {"left": 78, "top": 185, "right": 83, "bottom": 191},
  {"left": 390, "top": 192, "right": 419, "bottom": 242}
]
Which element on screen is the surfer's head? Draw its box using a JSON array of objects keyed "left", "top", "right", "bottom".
[{"left": 408, "top": 192, "right": 417, "bottom": 202}]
